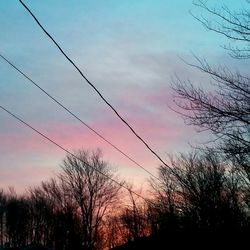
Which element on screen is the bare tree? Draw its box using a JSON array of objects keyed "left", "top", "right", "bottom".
[
  {"left": 0, "top": 190, "right": 6, "bottom": 248},
  {"left": 172, "top": 1, "right": 250, "bottom": 178},
  {"left": 5, "top": 192, "right": 31, "bottom": 248},
  {"left": 152, "top": 150, "right": 245, "bottom": 234},
  {"left": 192, "top": 0, "right": 250, "bottom": 59},
  {"left": 119, "top": 187, "right": 150, "bottom": 242},
  {"left": 149, "top": 167, "right": 180, "bottom": 234},
  {"left": 28, "top": 177, "right": 83, "bottom": 250},
  {"left": 60, "top": 149, "right": 122, "bottom": 250},
  {"left": 29, "top": 184, "right": 54, "bottom": 246},
  {"left": 173, "top": 58, "right": 250, "bottom": 156}
]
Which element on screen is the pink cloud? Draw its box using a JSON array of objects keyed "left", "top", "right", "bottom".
[
  {"left": 0, "top": 83, "right": 200, "bottom": 193},
  {"left": 0, "top": 84, "right": 195, "bottom": 164}
]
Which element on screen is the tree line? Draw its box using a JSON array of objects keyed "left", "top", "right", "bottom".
[{"left": 1, "top": 147, "right": 250, "bottom": 249}]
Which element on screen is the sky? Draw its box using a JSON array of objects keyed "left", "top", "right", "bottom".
[{"left": 0, "top": 0, "right": 246, "bottom": 193}]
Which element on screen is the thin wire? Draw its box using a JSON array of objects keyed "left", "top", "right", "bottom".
[
  {"left": 19, "top": 0, "right": 171, "bottom": 169},
  {"left": 0, "top": 53, "right": 161, "bottom": 182},
  {"left": 0, "top": 104, "right": 153, "bottom": 204}
]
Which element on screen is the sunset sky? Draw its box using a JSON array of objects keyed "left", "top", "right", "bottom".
[{"left": 0, "top": 0, "right": 246, "bottom": 193}]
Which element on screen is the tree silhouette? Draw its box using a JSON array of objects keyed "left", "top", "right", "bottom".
[
  {"left": 193, "top": 0, "right": 250, "bottom": 59},
  {"left": 0, "top": 190, "right": 6, "bottom": 248},
  {"left": 173, "top": 0, "right": 250, "bottom": 186},
  {"left": 60, "top": 149, "right": 122, "bottom": 250},
  {"left": 119, "top": 187, "right": 150, "bottom": 242},
  {"left": 148, "top": 150, "right": 247, "bottom": 247}
]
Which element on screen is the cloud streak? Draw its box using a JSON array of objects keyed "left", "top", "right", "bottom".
[{"left": 1, "top": 0, "right": 240, "bottom": 192}]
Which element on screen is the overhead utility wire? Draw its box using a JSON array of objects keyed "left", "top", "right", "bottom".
[
  {"left": 0, "top": 53, "right": 160, "bottom": 182},
  {"left": 19, "top": 0, "right": 171, "bottom": 169},
  {"left": 0, "top": 105, "right": 153, "bottom": 204}
]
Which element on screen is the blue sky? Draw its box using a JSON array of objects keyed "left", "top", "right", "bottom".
[{"left": 0, "top": 0, "right": 246, "bottom": 192}]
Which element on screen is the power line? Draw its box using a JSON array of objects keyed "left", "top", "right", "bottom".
[
  {"left": 0, "top": 53, "right": 160, "bottom": 182},
  {"left": 19, "top": 0, "right": 171, "bottom": 169},
  {"left": 0, "top": 104, "right": 153, "bottom": 204}
]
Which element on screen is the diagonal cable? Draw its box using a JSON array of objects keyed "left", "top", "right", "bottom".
[
  {"left": 0, "top": 104, "right": 153, "bottom": 204},
  {"left": 19, "top": 0, "right": 171, "bottom": 169},
  {"left": 0, "top": 53, "right": 161, "bottom": 181}
]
